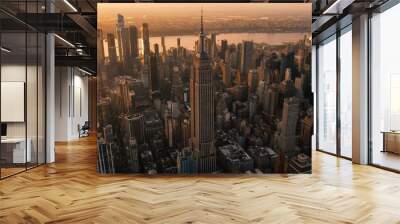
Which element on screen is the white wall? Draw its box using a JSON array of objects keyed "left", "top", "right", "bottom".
[
  {"left": 1, "top": 63, "right": 46, "bottom": 164},
  {"left": 1, "top": 65, "right": 42, "bottom": 137},
  {"left": 1, "top": 65, "right": 27, "bottom": 139},
  {"left": 55, "top": 66, "right": 70, "bottom": 141},
  {"left": 55, "top": 67, "right": 89, "bottom": 141}
]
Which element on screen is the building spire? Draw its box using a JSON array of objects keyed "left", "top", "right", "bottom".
[
  {"left": 199, "top": 6, "right": 205, "bottom": 54},
  {"left": 200, "top": 6, "right": 204, "bottom": 35}
]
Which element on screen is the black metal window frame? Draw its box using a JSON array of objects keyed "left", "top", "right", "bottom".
[
  {"left": 315, "top": 0, "right": 400, "bottom": 173},
  {"left": 314, "top": 22, "right": 352, "bottom": 161},
  {"left": 367, "top": 0, "right": 400, "bottom": 173}
]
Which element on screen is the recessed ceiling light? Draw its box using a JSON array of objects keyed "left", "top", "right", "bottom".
[
  {"left": 322, "top": 0, "right": 355, "bottom": 15},
  {"left": 1, "top": 47, "right": 11, "bottom": 53},
  {"left": 78, "top": 67, "right": 94, "bottom": 76},
  {"left": 63, "top": 0, "right": 78, "bottom": 12},
  {"left": 54, "top": 34, "right": 75, "bottom": 48}
]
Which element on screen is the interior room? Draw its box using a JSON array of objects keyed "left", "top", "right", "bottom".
[
  {"left": 0, "top": 0, "right": 399, "bottom": 223},
  {"left": 370, "top": 2, "right": 400, "bottom": 171},
  {"left": 313, "top": 0, "right": 400, "bottom": 171},
  {"left": 0, "top": 18, "right": 46, "bottom": 178},
  {"left": 54, "top": 66, "right": 90, "bottom": 142}
]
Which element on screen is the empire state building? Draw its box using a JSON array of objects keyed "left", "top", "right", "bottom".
[{"left": 190, "top": 10, "right": 216, "bottom": 173}]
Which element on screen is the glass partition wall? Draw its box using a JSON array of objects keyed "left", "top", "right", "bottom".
[
  {"left": 316, "top": 25, "right": 352, "bottom": 159},
  {"left": 0, "top": 1, "right": 46, "bottom": 179}
]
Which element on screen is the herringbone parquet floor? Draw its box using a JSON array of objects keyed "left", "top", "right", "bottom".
[{"left": 1, "top": 135, "right": 400, "bottom": 224}]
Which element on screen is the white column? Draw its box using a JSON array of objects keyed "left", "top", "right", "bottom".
[
  {"left": 352, "top": 14, "right": 369, "bottom": 164},
  {"left": 46, "top": 32, "right": 55, "bottom": 163},
  {"left": 45, "top": 1, "right": 55, "bottom": 163}
]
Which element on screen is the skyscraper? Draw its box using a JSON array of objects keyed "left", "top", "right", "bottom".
[
  {"left": 247, "top": 69, "right": 259, "bottom": 93},
  {"left": 210, "top": 33, "right": 217, "bottom": 59},
  {"left": 165, "top": 100, "right": 182, "bottom": 148},
  {"left": 161, "top": 35, "right": 166, "bottom": 55},
  {"left": 126, "top": 137, "right": 139, "bottom": 172},
  {"left": 117, "top": 14, "right": 124, "bottom": 29},
  {"left": 240, "top": 40, "right": 254, "bottom": 76},
  {"left": 190, "top": 10, "right": 216, "bottom": 173},
  {"left": 117, "top": 78, "right": 131, "bottom": 114},
  {"left": 116, "top": 15, "right": 125, "bottom": 61},
  {"left": 177, "top": 37, "right": 182, "bottom": 58},
  {"left": 236, "top": 43, "right": 242, "bottom": 70},
  {"left": 142, "top": 23, "right": 150, "bottom": 59},
  {"left": 277, "top": 97, "right": 300, "bottom": 155},
  {"left": 151, "top": 43, "right": 161, "bottom": 94},
  {"left": 115, "top": 14, "right": 130, "bottom": 64},
  {"left": 126, "top": 113, "right": 145, "bottom": 144},
  {"left": 150, "top": 52, "right": 160, "bottom": 94},
  {"left": 97, "top": 29, "right": 106, "bottom": 86},
  {"left": 220, "top": 39, "right": 228, "bottom": 60},
  {"left": 142, "top": 63, "right": 150, "bottom": 89},
  {"left": 129, "top": 25, "right": 139, "bottom": 58},
  {"left": 97, "top": 138, "right": 115, "bottom": 174},
  {"left": 206, "top": 38, "right": 212, "bottom": 56},
  {"left": 154, "top": 43, "right": 160, "bottom": 55},
  {"left": 106, "top": 33, "right": 117, "bottom": 64},
  {"left": 121, "top": 28, "right": 131, "bottom": 65},
  {"left": 171, "top": 66, "right": 184, "bottom": 102},
  {"left": 221, "top": 63, "right": 232, "bottom": 87},
  {"left": 97, "top": 29, "right": 105, "bottom": 63},
  {"left": 177, "top": 147, "right": 198, "bottom": 174}
]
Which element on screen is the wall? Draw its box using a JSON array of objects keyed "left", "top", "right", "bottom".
[
  {"left": 1, "top": 64, "right": 26, "bottom": 138},
  {"left": 55, "top": 67, "right": 89, "bottom": 141},
  {"left": 1, "top": 61, "right": 46, "bottom": 166}
]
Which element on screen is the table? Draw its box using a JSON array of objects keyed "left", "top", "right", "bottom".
[
  {"left": 1, "top": 138, "right": 32, "bottom": 164},
  {"left": 382, "top": 131, "right": 400, "bottom": 154}
]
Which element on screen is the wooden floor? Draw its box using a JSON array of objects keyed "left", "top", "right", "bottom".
[
  {"left": 372, "top": 150, "right": 400, "bottom": 171},
  {"left": 1, "top": 167, "right": 26, "bottom": 178},
  {"left": 1, "top": 136, "right": 400, "bottom": 224}
]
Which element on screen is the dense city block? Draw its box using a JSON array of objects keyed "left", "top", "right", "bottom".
[{"left": 97, "top": 12, "right": 312, "bottom": 174}]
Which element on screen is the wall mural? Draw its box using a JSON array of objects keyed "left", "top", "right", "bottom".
[{"left": 97, "top": 3, "right": 313, "bottom": 174}]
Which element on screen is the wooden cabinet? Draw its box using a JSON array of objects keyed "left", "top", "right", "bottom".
[{"left": 382, "top": 132, "right": 400, "bottom": 154}]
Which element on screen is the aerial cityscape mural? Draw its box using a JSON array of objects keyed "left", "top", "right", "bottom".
[{"left": 97, "top": 3, "right": 313, "bottom": 174}]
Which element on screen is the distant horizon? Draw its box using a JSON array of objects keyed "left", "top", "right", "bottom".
[{"left": 98, "top": 3, "right": 311, "bottom": 36}]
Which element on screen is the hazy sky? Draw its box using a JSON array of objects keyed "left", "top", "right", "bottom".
[
  {"left": 98, "top": 3, "right": 310, "bottom": 17},
  {"left": 98, "top": 3, "right": 311, "bottom": 33}
]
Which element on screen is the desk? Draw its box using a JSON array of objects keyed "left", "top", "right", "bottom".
[
  {"left": 1, "top": 138, "right": 31, "bottom": 164},
  {"left": 382, "top": 131, "right": 400, "bottom": 154}
]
